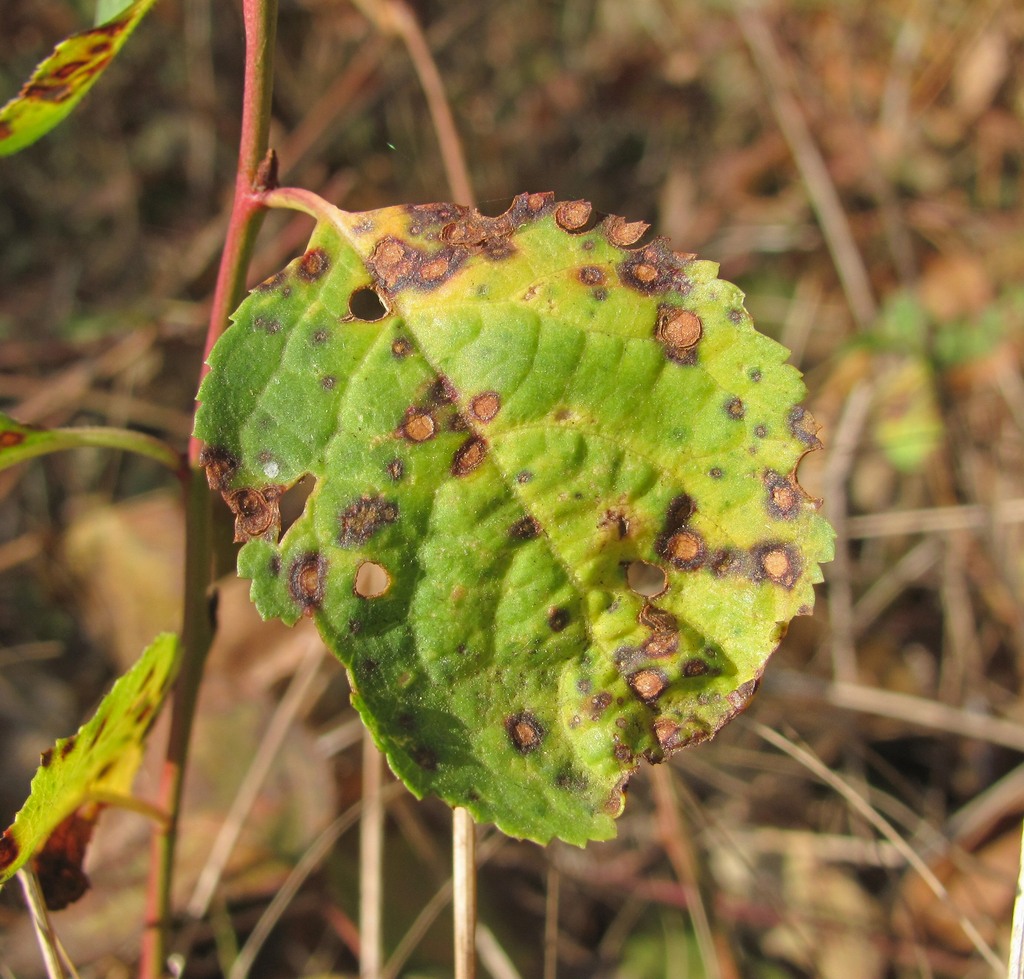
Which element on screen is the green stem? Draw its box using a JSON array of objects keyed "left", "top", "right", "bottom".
[
  {"left": 139, "top": 469, "right": 213, "bottom": 979},
  {"left": 140, "top": 0, "right": 279, "bottom": 974}
]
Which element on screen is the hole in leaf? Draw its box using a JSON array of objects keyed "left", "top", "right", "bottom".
[
  {"left": 477, "top": 194, "right": 516, "bottom": 217},
  {"left": 626, "top": 560, "right": 667, "bottom": 597},
  {"left": 349, "top": 287, "right": 389, "bottom": 321},
  {"left": 355, "top": 561, "right": 391, "bottom": 599}
]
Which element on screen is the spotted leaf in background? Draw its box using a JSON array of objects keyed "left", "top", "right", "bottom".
[
  {"left": 0, "top": 633, "right": 179, "bottom": 905},
  {"left": 0, "top": 0, "right": 158, "bottom": 157},
  {"left": 195, "top": 192, "right": 834, "bottom": 845}
]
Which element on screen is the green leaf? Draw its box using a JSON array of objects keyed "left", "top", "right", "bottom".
[
  {"left": 873, "top": 357, "right": 943, "bottom": 473},
  {"left": 195, "top": 193, "right": 834, "bottom": 845},
  {"left": 0, "top": 633, "right": 180, "bottom": 901},
  {"left": 0, "top": 0, "right": 158, "bottom": 157},
  {"left": 0, "top": 411, "right": 180, "bottom": 471}
]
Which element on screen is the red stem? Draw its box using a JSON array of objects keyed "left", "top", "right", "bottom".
[
  {"left": 140, "top": 1, "right": 279, "bottom": 975},
  {"left": 188, "top": 0, "right": 279, "bottom": 468}
]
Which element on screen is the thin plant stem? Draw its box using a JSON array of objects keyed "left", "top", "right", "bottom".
[
  {"left": 140, "top": 0, "right": 279, "bottom": 973},
  {"left": 360, "top": 734, "right": 385, "bottom": 979},
  {"left": 1008, "top": 818, "right": 1024, "bottom": 977},
  {"left": 452, "top": 806, "right": 477, "bottom": 979},
  {"left": 139, "top": 467, "right": 214, "bottom": 979},
  {"left": 17, "top": 869, "right": 66, "bottom": 979},
  {"left": 190, "top": 0, "right": 279, "bottom": 468},
  {"left": 650, "top": 765, "right": 726, "bottom": 979},
  {"left": 385, "top": 0, "right": 473, "bottom": 207}
]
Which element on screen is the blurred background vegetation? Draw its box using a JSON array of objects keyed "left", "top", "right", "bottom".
[{"left": 1, "top": 0, "right": 1023, "bottom": 975}]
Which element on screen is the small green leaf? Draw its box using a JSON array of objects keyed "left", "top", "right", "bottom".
[
  {"left": 195, "top": 193, "right": 834, "bottom": 845},
  {"left": 873, "top": 357, "right": 943, "bottom": 473},
  {"left": 0, "top": 0, "right": 158, "bottom": 157},
  {"left": 0, "top": 411, "right": 180, "bottom": 471},
  {"left": 0, "top": 633, "right": 180, "bottom": 895}
]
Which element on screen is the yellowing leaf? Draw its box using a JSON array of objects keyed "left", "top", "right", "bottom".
[
  {"left": 196, "top": 192, "right": 834, "bottom": 844},
  {"left": 0, "top": 0, "right": 158, "bottom": 157},
  {"left": 0, "top": 633, "right": 180, "bottom": 898}
]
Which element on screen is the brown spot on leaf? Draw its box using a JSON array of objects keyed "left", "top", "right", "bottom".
[
  {"left": 297, "top": 248, "right": 330, "bottom": 282},
  {"left": 788, "top": 405, "right": 823, "bottom": 449},
  {"left": 225, "top": 486, "right": 281, "bottom": 541},
  {"left": 391, "top": 337, "right": 413, "bottom": 358},
  {"left": 506, "top": 712, "right": 544, "bottom": 753},
  {"left": 411, "top": 745, "right": 438, "bottom": 770},
  {"left": 419, "top": 255, "right": 452, "bottom": 282},
  {"left": 643, "top": 631, "right": 679, "bottom": 658},
  {"left": 603, "top": 214, "right": 650, "bottom": 247},
  {"left": 354, "top": 561, "right": 391, "bottom": 599},
  {"left": 516, "top": 470, "right": 533, "bottom": 483},
  {"left": 400, "top": 408, "right": 436, "bottom": 443},
  {"left": 451, "top": 436, "right": 488, "bottom": 476},
  {"left": 320, "top": 375, "right": 336, "bottom": 390},
  {"left": 654, "top": 718, "right": 685, "bottom": 751},
  {"left": 428, "top": 376, "right": 459, "bottom": 405},
  {"left": 726, "top": 678, "right": 761, "bottom": 719},
  {"left": 628, "top": 668, "right": 668, "bottom": 704},
  {"left": 726, "top": 397, "right": 745, "bottom": 419},
  {"left": 509, "top": 516, "right": 540, "bottom": 540},
  {"left": 33, "top": 809, "right": 97, "bottom": 911},
  {"left": 0, "top": 830, "right": 19, "bottom": 871},
  {"left": 548, "top": 607, "right": 570, "bottom": 631},
  {"left": 469, "top": 391, "right": 501, "bottom": 422},
  {"left": 555, "top": 199, "right": 593, "bottom": 231},
  {"left": 682, "top": 658, "right": 710, "bottom": 677},
  {"left": 339, "top": 496, "right": 399, "bottom": 548},
  {"left": 289, "top": 553, "right": 327, "bottom": 612},
  {"left": 199, "top": 446, "right": 239, "bottom": 491},
  {"left": 61, "top": 735, "right": 77, "bottom": 759},
  {"left": 600, "top": 509, "right": 630, "bottom": 538},
  {"left": 765, "top": 471, "right": 801, "bottom": 520},
  {"left": 577, "top": 266, "right": 606, "bottom": 286},
  {"left": 655, "top": 306, "right": 702, "bottom": 362},
  {"left": 0, "top": 430, "right": 26, "bottom": 448},
  {"left": 613, "top": 742, "right": 633, "bottom": 763},
  {"left": 256, "top": 270, "right": 289, "bottom": 293},
  {"left": 52, "top": 60, "right": 87, "bottom": 80},
  {"left": 619, "top": 245, "right": 674, "bottom": 294},
  {"left": 41, "top": 747, "right": 54, "bottom": 768},
  {"left": 640, "top": 603, "right": 678, "bottom": 634},
  {"left": 664, "top": 493, "right": 696, "bottom": 531},
  {"left": 752, "top": 543, "right": 801, "bottom": 589},
  {"left": 710, "top": 548, "right": 748, "bottom": 577},
  {"left": 386, "top": 458, "right": 405, "bottom": 481},
  {"left": 660, "top": 530, "right": 706, "bottom": 570},
  {"left": 24, "top": 81, "right": 73, "bottom": 103},
  {"left": 589, "top": 691, "right": 613, "bottom": 720},
  {"left": 369, "top": 236, "right": 417, "bottom": 290}
]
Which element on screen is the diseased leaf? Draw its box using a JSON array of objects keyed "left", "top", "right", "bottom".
[
  {"left": 0, "top": 0, "right": 158, "bottom": 157},
  {"left": 195, "top": 192, "right": 834, "bottom": 845},
  {"left": 0, "top": 633, "right": 180, "bottom": 899}
]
